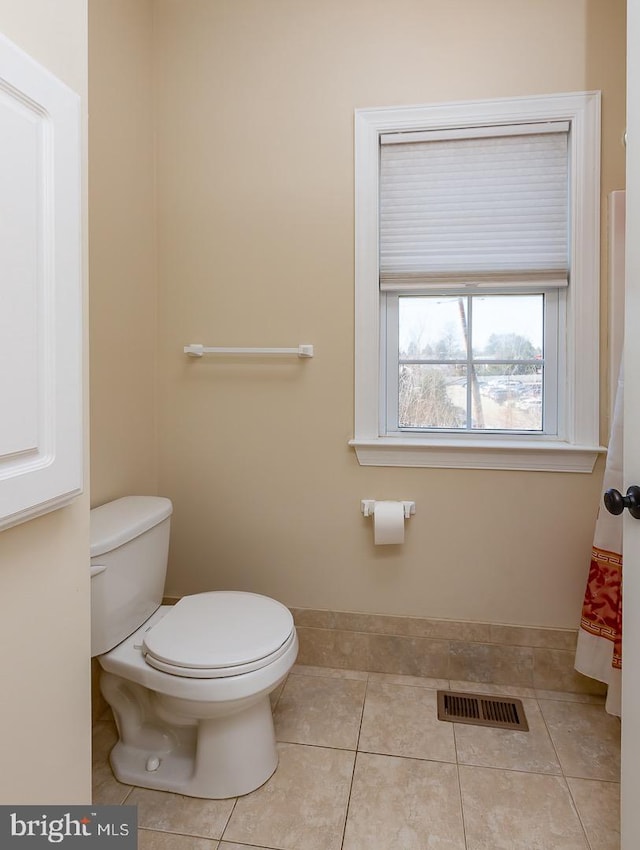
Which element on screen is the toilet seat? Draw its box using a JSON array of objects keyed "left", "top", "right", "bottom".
[{"left": 142, "top": 591, "right": 295, "bottom": 679}]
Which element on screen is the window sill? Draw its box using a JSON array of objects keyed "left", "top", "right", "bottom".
[{"left": 348, "top": 437, "right": 606, "bottom": 472}]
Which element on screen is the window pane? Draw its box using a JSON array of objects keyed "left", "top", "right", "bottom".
[
  {"left": 472, "top": 295, "right": 543, "bottom": 432},
  {"left": 399, "top": 297, "right": 467, "bottom": 361},
  {"left": 473, "top": 375, "right": 543, "bottom": 431},
  {"left": 472, "top": 295, "right": 543, "bottom": 361},
  {"left": 399, "top": 364, "right": 466, "bottom": 428}
]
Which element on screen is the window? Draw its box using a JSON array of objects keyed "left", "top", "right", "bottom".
[{"left": 351, "top": 92, "right": 603, "bottom": 472}]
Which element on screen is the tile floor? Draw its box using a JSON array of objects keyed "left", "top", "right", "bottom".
[{"left": 92, "top": 664, "right": 621, "bottom": 850}]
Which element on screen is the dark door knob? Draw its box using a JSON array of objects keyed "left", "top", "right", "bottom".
[{"left": 604, "top": 486, "right": 640, "bottom": 519}]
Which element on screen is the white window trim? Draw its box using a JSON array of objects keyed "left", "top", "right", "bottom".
[{"left": 350, "top": 91, "right": 605, "bottom": 473}]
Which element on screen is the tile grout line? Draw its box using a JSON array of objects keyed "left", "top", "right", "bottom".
[
  {"left": 218, "top": 793, "right": 240, "bottom": 846},
  {"left": 216, "top": 673, "right": 292, "bottom": 848},
  {"left": 122, "top": 786, "right": 135, "bottom": 805},
  {"left": 534, "top": 694, "right": 594, "bottom": 850},
  {"left": 451, "top": 717, "right": 470, "bottom": 850},
  {"left": 563, "top": 780, "right": 596, "bottom": 850},
  {"left": 337, "top": 670, "right": 370, "bottom": 850},
  {"left": 539, "top": 690, "right": 618, "bottom": 850},
  {"left": 536, "top": 693, "right": 569, "bottom": 777}
]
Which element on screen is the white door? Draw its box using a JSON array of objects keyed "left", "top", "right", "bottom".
[
  {"left": 0, "top": 32, "right": 83, "bottom": 530},
  {"left": 621, "top": 3, "right": 640, "bottom": 846}
]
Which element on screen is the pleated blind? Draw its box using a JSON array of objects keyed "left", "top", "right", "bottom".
[{"left": 379, "top": 122, "right": 569, "bottom": 289}]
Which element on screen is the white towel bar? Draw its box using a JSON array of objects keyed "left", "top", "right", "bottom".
[{"left": 184, "top": 343, "right": 314, "bottom": 358}]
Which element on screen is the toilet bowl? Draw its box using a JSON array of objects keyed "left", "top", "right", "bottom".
[{"left": 90, "top": 496, "right": 298, "bottom": 798}]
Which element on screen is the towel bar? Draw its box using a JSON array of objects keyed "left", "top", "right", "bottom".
[{"left": 184, "top": 344, "right": 314, "bottom": 358}]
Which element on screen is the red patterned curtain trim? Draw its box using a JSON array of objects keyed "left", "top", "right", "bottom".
[
  {"left": 588, "top": 546, "right": 622, "bottom": 568},
  {"left": 579, "top": 545, "right": 622, "bottom": 668}
]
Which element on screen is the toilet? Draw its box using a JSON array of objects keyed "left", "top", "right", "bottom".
[{"left": 90, "top": 495, "right": 298, "bottom": 799}]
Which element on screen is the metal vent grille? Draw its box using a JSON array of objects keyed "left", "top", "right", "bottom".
[{"left": 437, "top": 690, "right": 529, "bottom": 731}]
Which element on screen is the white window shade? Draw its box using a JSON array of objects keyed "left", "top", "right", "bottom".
[{"left": 379, "top": 123, "right": 569, "bottom": 289}]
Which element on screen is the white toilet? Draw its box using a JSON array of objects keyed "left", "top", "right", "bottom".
[{"left": 90, "top": 495, "right": 298, "bottom": 799}]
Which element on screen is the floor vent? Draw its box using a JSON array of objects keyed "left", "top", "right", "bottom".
[{"left": 437, "top": 690, "right": 529, "bottom": 731}]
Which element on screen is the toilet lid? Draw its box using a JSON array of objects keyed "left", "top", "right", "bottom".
[{"left": 142, "top": 591, "right": 295, "bottom": 678}]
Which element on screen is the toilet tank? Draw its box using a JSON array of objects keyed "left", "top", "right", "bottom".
[{"left": 90, "top": 496, "right": 173, "bottom": 657}]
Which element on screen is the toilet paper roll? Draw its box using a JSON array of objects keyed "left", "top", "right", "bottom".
[{"left": 373, "top": 501, "right": 405, "bottom": 545}]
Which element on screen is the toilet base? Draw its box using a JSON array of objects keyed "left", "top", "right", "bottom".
[
  {"left": 97, "top": 609, "right": 298, "bottom": 799},
  {"left": 108, "top": 693, "right": 279, "bottom": 799}
]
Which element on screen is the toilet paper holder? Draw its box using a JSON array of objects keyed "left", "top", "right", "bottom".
[{"left": 361, "top": 500, "right": 416, "bottom": 519}]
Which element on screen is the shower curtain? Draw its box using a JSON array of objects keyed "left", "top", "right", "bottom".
[{"left": 574, "top": 368, "right": 623, "bottom": 716}]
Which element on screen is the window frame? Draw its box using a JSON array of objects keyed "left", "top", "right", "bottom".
[{"left": 350, "top": 92, "right": 604, "bottom": 472}]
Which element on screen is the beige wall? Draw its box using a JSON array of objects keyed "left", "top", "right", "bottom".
[
  {"left": 586, "top": 0, "right": 628, "bottom": 433},
  {"left": 89, "top": 0, "right": 157, "bottom": 506},
  {"left": 0, "top": 0, "right": 91, "bottom": 803},
  {"left": 150, "top": 0, "right": 625, "bottom": 630},
  {"left": 88, "top": 1, "right": 626, "bottom": 631}
]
